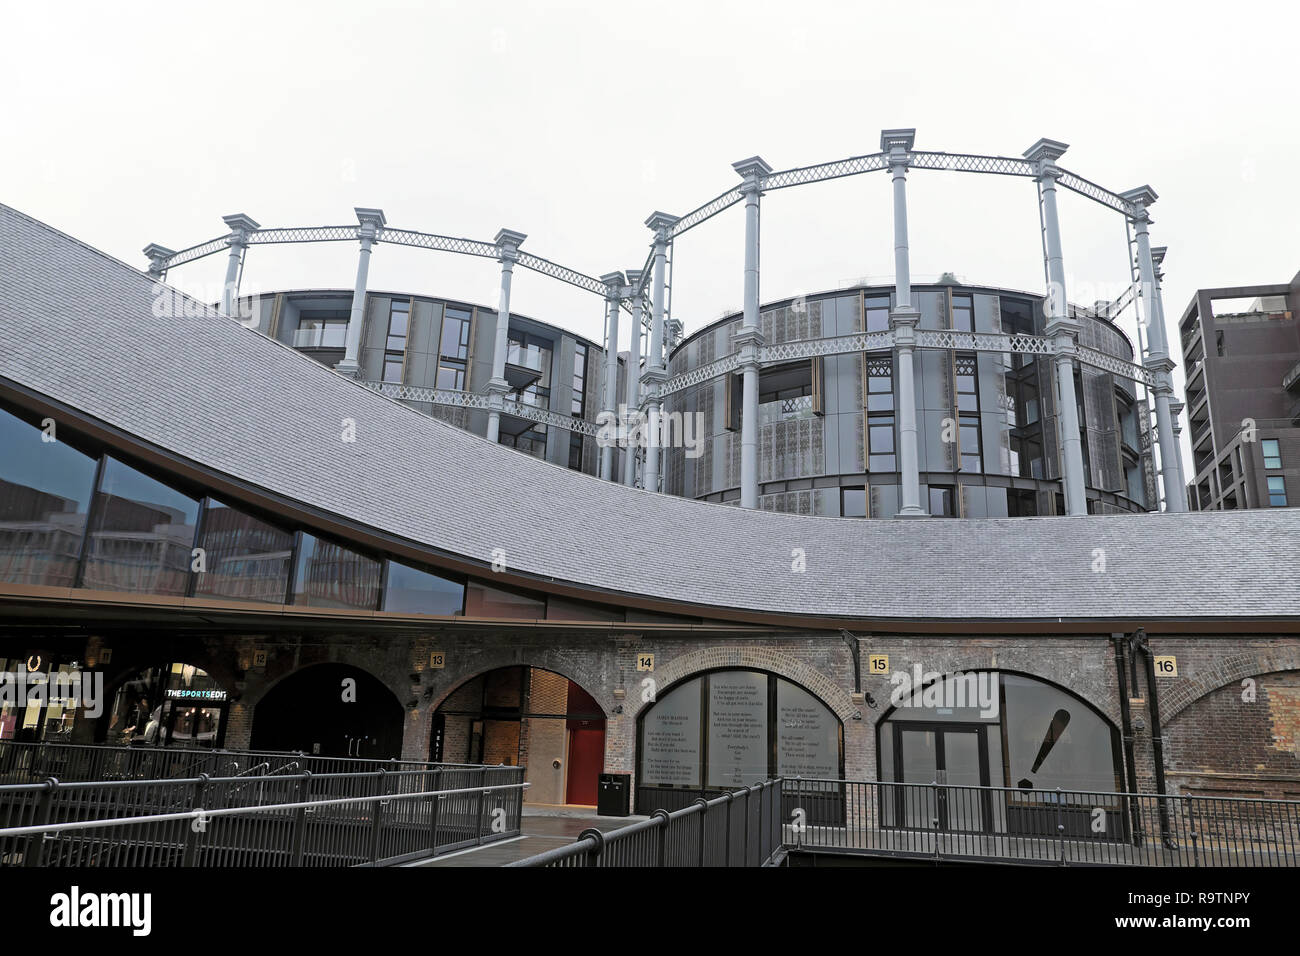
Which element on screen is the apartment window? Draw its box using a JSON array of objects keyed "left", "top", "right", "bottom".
[
  {"left": 385, "top": 300, "right": 409, "bottom": 351},
  {"left": 382, "top": 300, "right": 409, "bottom": 384},
  {"left": 841, "top": 487, "right": 867, "bottom": 518},
  {"left": 569, "top": 433, "right": 584, "bottom": 471},
  {"left": 865, "top": 354, "right": 895, "bottom": 471},
  {"left": 295, "top": 313, "right": 348, "bottom": 349},
  {"left": 437, "top": 307, "right": 472, "bottom": 390},
  {"left": 929, "top": 484, "right": 956, "bottom": 517},
  {"left": 1262, "top": 439, "right": 1282, "bottom": 469},
  {"left": 952, "top": 293, "right": 974, "bottom": 333},
  {"left": 865, "top": 295, "right": 891, "bottom": 334},
  {"left": 572, "top": 344, "right": 589, "bottom": 417},
  {"left": 955, "top": 354, "right": 982, "bottom": 472},
  {"left": 1267, "top": 476, "right": 1287, "bottom": 507}
]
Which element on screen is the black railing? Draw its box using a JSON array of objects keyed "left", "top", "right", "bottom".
[
  {"left": 507, "top": 780, "right": 783, "bottom": 867},
  {"left": 0, "top": 740, "right": 487, "bottom": 784},
  {"left": 0, "top": 765, "right": 525, "bottom": 867},
  {"left": 515, "top": 778, "right": 1300, "bottom": 868},
  {"left": 783, "top": 778, "right": 1300, "bottom": 867}
]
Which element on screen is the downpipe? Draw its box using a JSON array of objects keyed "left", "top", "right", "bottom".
[
  {"left": 1111, "top": 634, "right": 1143, "bottom": 845},
  {"left": 1131, "top": 628, "right": 1174, "bottom": 848}
]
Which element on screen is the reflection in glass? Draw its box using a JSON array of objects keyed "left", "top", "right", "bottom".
[
  {"left": 383, "top": 561, "right": 464, "bottom": 615},
  {"left": 82, "top": 457, "right": 199, "bottom": 596},
  {"left": 194, "top": 500, "right": 294, "bottom": 603},
  {"left": 0, "top": 407, "right": 98, "bottom": 587},
  {"left": 464, "top": 580, "right": 545, "bottom": 619},
  {"left": 291, "top": 533, "right": 381, "bottom": 610}
]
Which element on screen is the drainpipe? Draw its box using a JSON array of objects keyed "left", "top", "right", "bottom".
[
  {"left": 1131, "top": 628, "right": 1173, "bottom": 846},
  {"left": 1111, "top": 633, "right": 1142, "bottom": 844}
]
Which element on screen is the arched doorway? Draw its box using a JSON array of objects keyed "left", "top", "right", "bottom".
[
  {"left": 636, "top": 668, "right": 844, "bottom": 815},
  {"left": 251, "top": 663, "right": 403, "bottom": 760},
  {"left": 432, "top": 667, "right": 605, "bottom": 807},
  {"left": 876, "top": 669, "right": 1123, "bottom": 837},
  {"left": 98, "top": 661, "right": 229, "bottom": 749}
]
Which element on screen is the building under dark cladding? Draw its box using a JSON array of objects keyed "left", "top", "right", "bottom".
[
  {"left": 1, "top": 204, "right": 1298, "bottom": 822},
  {"left": 1180, "top": 267, "right": 1300, "bottom": 513}
]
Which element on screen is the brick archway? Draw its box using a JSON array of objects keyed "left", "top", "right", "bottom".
[
  {"left": 629, "top": 645, "right": 856, "bottom": 722},
  {"left": 1161, "top": 651, "right": 1300, "bottom": 724},
  {"left": 425, "top": 648, "right": 611, "bottom": 716}
]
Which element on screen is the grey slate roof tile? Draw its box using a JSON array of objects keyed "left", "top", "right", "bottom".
[{"left": 1, "top": 203, "right": 1297, "bottom": 623}]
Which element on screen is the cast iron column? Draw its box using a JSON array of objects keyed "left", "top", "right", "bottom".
[
  {"left": 733, "top": 156, "right": 772, "bottom": 510},
  {"left": 1025, "top": 139, "right": 1087, "bottom": 516},
  {"left": 883, "top": 130, "right": 927, "bottom": 517},
  {"left": 337, "top": 207, "right": 386, "bottom": 378},
  {"left": 219, "top": 213, "right": 259, "bottom": 318},
  {"left": 486, "top": 229, "right": 526, "bottom": 443}
]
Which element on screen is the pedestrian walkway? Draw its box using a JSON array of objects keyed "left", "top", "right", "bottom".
[{"left": 410, "top": 808, "right": 643, "bottom": 867}]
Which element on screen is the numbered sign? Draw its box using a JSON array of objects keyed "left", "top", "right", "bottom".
[
  {"left": 99, "top": 648, "right": 113, "bottom": 665},
  {"left": 429, "top": 652, "right": 446, "bottom": 669},
  {"left": 636, "top": 653, "right": 655, "bottom": 672},
  {"left": 868, "top": 654, "right": 890, "bottom": 675},
  {"left": 252, "top": 649, "right": 268, "bottom": 669},
  {"left": 1154, "top": 655, "right": 1178, "bottom": 678}
]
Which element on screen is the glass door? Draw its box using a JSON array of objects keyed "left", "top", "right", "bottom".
[{"left": 892, "top": 723, "right": 992, "bottom": 832}]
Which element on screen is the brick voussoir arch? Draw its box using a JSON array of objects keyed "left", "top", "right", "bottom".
[
  {"left": 425, "top": 646, "right": 612, "bottom": 716},
  {"left": 630, "top": 645, "right": 857, "bottom": 723},
  {"left": 1160, "top": 651, "right": 1300, "bottom": 724}
]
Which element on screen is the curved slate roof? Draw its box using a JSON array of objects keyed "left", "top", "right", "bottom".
[{"left": 1, "top": 203, "right": 1297, "bottom": 626}]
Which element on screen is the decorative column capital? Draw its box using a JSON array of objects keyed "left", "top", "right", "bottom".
[
  {"left": 733, "top": 324, "right": 765, "bottom": 363},
  {"left": 1150, "top": 245, "right": 1168, "bottom": 282},
  {"left": 888, "top": 306, "right": 921, "bottom": 340},
  {"left": 142, "top": 243, "right": 174, "bottom": 278},
  {"left": 1120, "top": 185, "right": 1158, "bottom": 223},
  {"left": 354, "top": 207, "right": 387, "bottom": 243},
  {"left": 495, "top": 228, "right": 527, "bottom": 263},
  {"left": 600, "top": 271, "right": 627, "bottom": 300},
  {"left": 1022, "top": 138, "right": 1069, "bottom": 180},
  {"left": 221, "top": 213, "right": 260, "bottom": 247},
  {"left": 644, "top": 210, "right": 680, "bottom": 241},
  {"left": 881, "top": 128, "right": 916, "bottom": 169},
  {"left": 624, "top": 268, "right": 644, "bottom": 288},
  {"left": 732, "top": 155, "right": 773, "bottom": 195}
]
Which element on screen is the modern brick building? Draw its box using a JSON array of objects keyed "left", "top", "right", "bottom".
[
  {"left": 1181, "top": 268, "right": 1300, "bottom": 511},
  {"left": 2, "top": 204, "right": 1298, "bottom": 825}
]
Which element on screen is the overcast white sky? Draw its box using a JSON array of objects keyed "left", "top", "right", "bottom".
[{"left": 4, "top": 0, "right": 1298, "bottom": 475}]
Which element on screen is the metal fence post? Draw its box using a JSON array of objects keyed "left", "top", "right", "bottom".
[
  {"left": 475, "top": 768, "right": 487, "bottom": 846},
  {"left": 428, "top": 768, "right": 442, "bottom": 857},
  {"left": 651, "top": 808, "right": 670, "bottom": 866},
  {"left": 1056, "top": 789, "right": 1067, "bottom": 866},
  {"left": 694, "top": 798, "right": 709, "bottom": 867},
  {"left": 368, "top": 769, "right": 387, "bottom": 864},
  {"left": 24, "top": 777, "right": 58, "bottom": 868},
  {"left": 289, "top": 772, "right": 310, "bottom": 867},
  {"left": 723, "top": 791, "right": 734, "bottom": 867},
  {"left": 181, "top": 773, "right": 209, "bottom": 867}
]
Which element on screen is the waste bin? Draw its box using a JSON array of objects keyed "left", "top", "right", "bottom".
[{"left": 597, "top": 772, "right": 631, "bottom": 816}]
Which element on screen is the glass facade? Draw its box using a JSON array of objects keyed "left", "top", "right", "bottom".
[
  {"left": 664, "top": 284, "right": 1152, "bottom": 517},
  {"left": 82, "top": 456, "right": 199, "bottom": 596},
  {"left": 194, "top": 499, "right": 294, "bottom": 603},
  {"left": 382, "top": 560, "right": 464, "bottom": 615},
  {"left": 0, "top": 407, "right": 98, "bottom": 587},
  {"left": 291, "top": 533, "right": 382, "bottom": 610}
]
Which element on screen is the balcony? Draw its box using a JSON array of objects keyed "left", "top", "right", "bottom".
[
  {"left": 757, "top": 393, "right": 816, "bottom": 425},
  {"left": 293, "top": 324, "right": 348, "bottom": 349},
  {"left": 505, "top": 342, "right": 545, "bottom": 388},
  {"left": 1283, "top": 359, "right": 1300, "bottom": 394}
]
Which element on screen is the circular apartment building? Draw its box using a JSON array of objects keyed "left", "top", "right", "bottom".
[{"left": 663, "top": 281, "right": 1156, "bottom": 517}]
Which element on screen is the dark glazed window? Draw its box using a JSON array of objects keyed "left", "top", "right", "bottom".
[
  {"left": 841, "top": 487, "right": 867, "bottom": 518},
  {"left": 952, "top": 294, "right": 974, "bottom": 332},
  {"left": 291, "top": 533, "right": 381, "bottom": 610},
  {"left": 194, "top": 499, "right": 294, "bottom": 604},
  {"left": 464, "top": 580, "right": 546, "bottom": 619},
  {"left": 383, "top": 560, "right": 464, "bottom": 615},
  {"left": 1262, "top": 439, "right": 1281, "bottom": 469},
  {"left": 1267, "top": 476, "right": 1287, "bottom": 507},
  {"left": 82, "top": 457, "right": 199, "bottom": 596},
  {"left": 929, "top": 484, "right": 955, "bottom": 517},
  {"left": 865, "top": 295, "right": 891, "bottom": 333},
  {"left": 0, "top": 406, "right": 98, "bottom": 588}
]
